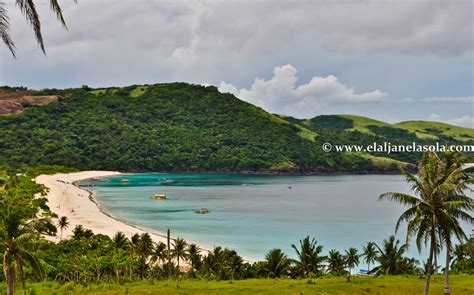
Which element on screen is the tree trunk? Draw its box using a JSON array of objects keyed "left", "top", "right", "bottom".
[
  {"left": 424, "top": 230, "right": 435, "bottom": 295},
  {"left": 167, "top": 229, "right": 171, "bottom": 278},
  {"left": 444, "top": 241, "right": 451, "bottom": 295},
  {"left": 5, "top": 264, "right": 15, "bottom": 295}
]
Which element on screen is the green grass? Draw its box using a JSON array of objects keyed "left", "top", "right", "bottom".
[
  {"left": 330, "top": 115, "right": 474, "bottom": 142},
  {"left": 6, "top": 275, "right": 473, "bottom": 294},
  {"left": 130, "top": 86, "right": 149, "bottom": 97},
  {"left": 339, "top": 114, "right": 390, "bottom": 134},
  {"left": 359, "top": 154, "right": 410, "bottom": 170},
  {"left": 394, "top": 121, "right": 474, "bottom": 142}
]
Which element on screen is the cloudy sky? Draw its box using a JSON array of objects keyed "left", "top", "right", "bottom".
[{"left": 0, "top": 0, "right": 472, "bottom": 127}]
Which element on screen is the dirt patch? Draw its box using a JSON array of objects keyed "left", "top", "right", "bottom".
[{"left": 0, "top": 89, "right": 57, "bottom": 115}]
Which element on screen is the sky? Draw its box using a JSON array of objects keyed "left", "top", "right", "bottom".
[{"left": 0, "top": 0, "right": 473, "bottom": 127}]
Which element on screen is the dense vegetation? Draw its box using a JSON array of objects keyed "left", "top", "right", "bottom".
[
  {"left": 0, "top": 84, "right": 376, "bottom": 173},
  {"left": 1, "top": 83, "right": 471, "bottom": 174}
]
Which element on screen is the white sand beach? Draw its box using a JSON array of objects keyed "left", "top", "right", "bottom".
[{"left": 36, "top": 171, "right": 174, "bottom": 245}]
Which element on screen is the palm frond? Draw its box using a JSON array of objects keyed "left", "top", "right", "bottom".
[
  {"left": 379, "top": 192, "right": 420, "bottom": 206},
  {"left": 0, "top": 2, "right": 15, "bottom": 57},
  {"left": 50, "top": 0, "right": 67, "bottom": 29},
  {"left": 15, "top": 0, "right": 45, "bottom": 54}
]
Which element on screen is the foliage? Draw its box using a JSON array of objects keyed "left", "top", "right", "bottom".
[{"left": 0, "top": 83, "right": 381, "bottom": 173}]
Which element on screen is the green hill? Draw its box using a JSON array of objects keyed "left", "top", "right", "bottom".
[
  {"left": 0, "top": 84, "right": 470, "bottom": 173},
  {"left": 299, "top": 114, "right": 473, "bottom": 142},
  {"left": 0, "top": 84, "right": 377, "bottom": 173},
  {"left": 394, "top": 121, "right": 474, "bottom": 141},
  {"left": 283, "top": 114, "right": 473, "bottom": 165}
]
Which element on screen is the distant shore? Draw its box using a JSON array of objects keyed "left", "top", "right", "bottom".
[{"left": 35, "top": 171, "right": 212, "bottom": 254}]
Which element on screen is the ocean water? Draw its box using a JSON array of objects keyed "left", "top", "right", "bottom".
[{"left": 82, "top": 174, "right": 450, "bottom": 261}]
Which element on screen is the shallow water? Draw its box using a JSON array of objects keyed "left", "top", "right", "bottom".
[{"left": 81, "top": 174, "right": 460, "bottom": 262}]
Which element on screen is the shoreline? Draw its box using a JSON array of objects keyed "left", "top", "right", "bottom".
[{"left": 35, "top": 171, "right": 214, "bottom": 256}]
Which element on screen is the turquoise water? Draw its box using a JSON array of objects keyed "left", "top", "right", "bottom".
[{"left": 82, "top": 174, "right": 453, "bottom": 261}]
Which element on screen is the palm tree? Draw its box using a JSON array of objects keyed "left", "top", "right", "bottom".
[
  {"left": 187, "top": 243, "right": 201, "bottom": 272},
  {"left": 379, "top": 152, "right": 473, "bottom": 294},
  {"left": 344, "top": 247, "right": 359, "bottom": 281},
  {"left": 373, "top": 235, "right": 407, "bottom": 275},
  {"left": 150, "top": 241, "right": 167, "bottom": 267},
  {"left": 362, "top": 242, "right": 378, "bottom": 273},
  {"left": 437, "top": 152, "right": 473, "bottom": 295},
  {"left": 263, "top": 248, "right": 291, "bottom": 278},
  {"left": 71, "top": 224, "right": 93, "bottom": 240},
  {"left": 112, "top": 231, "right": 130, "bottom": 250},
  {"left": 0, "top": 194, "right": 47, "bottom": 295},
  {"left": 137, "top": 233, "right": 154, "bottom": 257},
  {"left": 172, "top": 237, "right": 187, "bottom": 269},
  {"left": 291, "top": 236, "right": 325, "bottom": 277},
  {"left": 0, "top": 0, "right": 71, "bottom": 57},
  {"left": 57, "top": 216, "right": 69, "bottom": 240},
  {"left": 327, "top": 249, "right": 345, "bottom": 275}
]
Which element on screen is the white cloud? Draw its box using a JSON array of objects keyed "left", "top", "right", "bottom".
[
  {"left": 428, "top": 113, "right": 474, "bottom": 128},
  {"left": 446, "top": 116, "right": 474, "bottom": 129},
  {"left": 423, "top": 96, "right": 474, "bottom": 103},
  {"left": 428, "top": 113, "right": 442, "bottom": 121},
  {"left": 219, "top": 65, "right": 386, "bottom": 118}
]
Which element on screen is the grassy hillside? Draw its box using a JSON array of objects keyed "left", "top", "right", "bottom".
[
  {"left": 0, "top": 84, "right": 374, "bottom": 173},
  {"left": 288, "top": 114, "right": 473, "bottom": 165},
  {"left": 307, "top": 114, "right": 473, "bottom": 142},
  {"left": 7, "top": 275, "right": 474, "bottom": 294},
  {"left": 394, "top": 120, "right": 474, "bottom": 141}
]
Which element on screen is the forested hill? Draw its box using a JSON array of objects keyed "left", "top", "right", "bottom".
[{"left": 0, "top": 84, "right": 470, "bottom": 173}]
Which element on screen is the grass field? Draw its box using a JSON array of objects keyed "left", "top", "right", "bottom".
[
  {"left": 336, "top": 115, "right": 474, "bottom": 142},
  {"left": 4, "top": 275, "right": 473, "bottom": 294},
  {"left": 394, "top": 121, "right": 474, "bottom": 142}
]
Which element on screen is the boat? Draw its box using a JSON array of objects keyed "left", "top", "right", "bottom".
[
  {"left": 120, "top": 179, "right": 129, "bottom": 183},
  {"left": 194, "top": 208, "right": 210, "bottom": 214},
  {"left": 152, "top": 194, "right": 167, "bottom": 200}
]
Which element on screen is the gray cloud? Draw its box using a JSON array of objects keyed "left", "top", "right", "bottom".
[{"left": 0, "top": 0, "right": 471, "bottom": 127}]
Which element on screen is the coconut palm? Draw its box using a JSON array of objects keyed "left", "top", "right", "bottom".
[
  {"left": 327, "top": 249, "right": 345, "bottom": 275},
  {"left": 0, "top": 0, "right": 72, "bottom": 57},
  {"left": 263, "top": 248, "right": 291, "bottom": 278},
  {"left": 187, "top": 243, "right": 201, "bottom": 272},
  {"left": 436, "top": 152, "right": 473, "bottom": 295},
  {"left": 373, "top": 235, "right": 407, "bottom": 275},
  {"left": 291, "top": 236, "right": 325, "bottom": 277},
  {"left": 172, "top": 237, "right": 187, "bottom": 269},
  {"left": 344, "top": 247, "right": 359, "bottom": 281},
  {"left": 379, "top": 152, "right": 473, "bottom": 295},
  {"left": 0, "top": 194, "right": 47, "bottom": 295},
  {"left": 57, "top": 216, "right": 69, "bottom": 240},
  {"left": 362, "top": 242, "right": 378, "bottom": 273},
  {"left": 71, "top": 224, "right": 93, "bottom": 240},
  {"left": 137, "top": 233, "right": 154, "bottom": 258},
  {"left": 129, "top": 233, "right": 141, "bottom": 258},
  {"left": 112, "top": 231, "right": 129, "bottom": 250}
]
